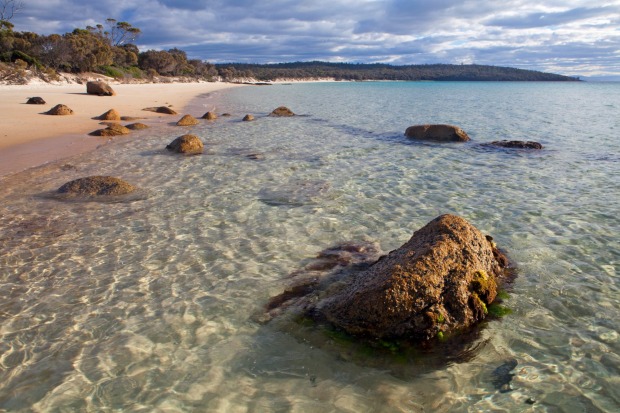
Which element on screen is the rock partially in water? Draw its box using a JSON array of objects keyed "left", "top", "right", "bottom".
[
  {"left": 89, "top": 124, "right": 131, "bottom": 136},
  {"left": 26, "top": 96, "right": 45, "bottom": 104},
  {"left": 487, "top": 140, "right": 543, "bottom": 150},
  {"left": 166, "top": 134, "right": 204, "bottom": 155},
  {"left": 317, "top": 215, "right": 508, "bottom": 341},
  {"left": 176, "top": 114, "right": 199, "bottom": 126},
  {"left": 45, "top": 104, "right": 73, "bottom": 115},
  {"left": 125, "top": 122, "right": 149, "bottom": 130},
  {"left": 57, "top": 176, "right": 136, "bottom": 196},
  {"left": 242, "top": 114, "right": 254, "bottom": 121},
  {"left": 270, "top": 106, "right": 295, "bottom": 117},
  {"left": 263, "top": 214, "right": 511, "bottom": 347},
  {"left": 202, "top": 111, "right": 217, "bottom": 120},
  {"left": 405, "top": 124, "right": 470, "bottom": 142}
]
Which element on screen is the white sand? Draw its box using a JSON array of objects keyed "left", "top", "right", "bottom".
[{"left": 0, "top": 81, "right": 242, "bottom": 177}]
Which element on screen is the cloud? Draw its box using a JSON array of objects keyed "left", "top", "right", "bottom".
[{"left": 8, "top": 0, "right": 620, "bottom": 76}]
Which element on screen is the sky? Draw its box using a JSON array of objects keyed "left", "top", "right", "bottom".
[{"left": 8, "top": 0, "right": 620, "bottom": 77}]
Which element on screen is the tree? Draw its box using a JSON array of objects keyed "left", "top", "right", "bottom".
[
  {"left": 104, "top": 18, "right": 140, "bottom": 46},
  {"left": 0, "top": 0, "right": 23, "bottom": 22}
]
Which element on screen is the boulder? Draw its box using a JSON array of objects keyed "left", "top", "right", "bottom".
[
  {"left": 120, "top": 116, "right": 142, "bottom": 121},
  {"left": 26, "top": 96, "right": 46, "bottom": 104},
  {"left": 202, "top": 111, "right": 217, "bottom": 120},
  {"left": 221, "top": 113, "right": 232, "bottom": 117},
  {"left": 242, "top": 114, "right": 254, "bottom": 121},
  {"left": 125, "top": 122, "right": 149, "bottom": 130},
  {"left": 166, "top": 134, "right": 203, "bottom": 155},
  {"left": 89, "top": 124, "right": 131, "bottom": 136},
  {"left": 176, "top": 114, "right": 200, "bottom": 126},
  {"left": 97, "top": 109, "right": 121, "bottom": 121},
  {"left": 405, "top": 124, "right": 470, "bottom": 142},
  {"left": 315, "top": 214, "right": 508, "bottom": 341},
  {"left": 270, "top": 106, "right": 295, "bottom": 117},
  {"left": 58, "top": 176, "right": 136, "bottom": 196},
  {"left": 487, "top": 140, "right": 543, "bottom": 150},
  {"left": 45, "top": 104, "right": 73, "bottom": 115},
  {"left": 86, "top": 81, "right": 116, "bottom": 96}
]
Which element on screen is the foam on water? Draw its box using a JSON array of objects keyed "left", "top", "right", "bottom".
[{"left": 1, "top": 81, "right": 619, "bottom": 412}]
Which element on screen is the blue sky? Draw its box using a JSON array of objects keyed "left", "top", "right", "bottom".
[{"left": 9, "top": 0, "right": 620, "bottom": 77}]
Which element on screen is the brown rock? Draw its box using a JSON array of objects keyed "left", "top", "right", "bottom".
[
  {"left": 202, "top": 111, "right": 217, "bottom": 120},
  {"left": 120, "top": 116, "right": 142, "bottom": 121},
  {"left": 89, "top": 124, "right": 131, "bottom": 136},
  {"left": 242, "top": 114, "right": 254, "bottom": 121},
  {"left": 86, "top": 81, "right": 116, "bottom": 96},
  {"left": 405, "top": 124, "right": 470, "bottom": 142},
  {"left": 166, "top": 134, "right": 204, "bottom": 155},
  {"left": 97, "top": 109, "right": 121, "bottom": 121},
  {"left": 270, "top": 106, "right": 295, "bottom": 117},
  {"left": 57, "top": 176, "right": 135, "bottom": 196},
  {"left": 315, "top": 214, "right": 508, "bottom": 341},
  {"left": 26, "top": 97, "right": 46, "bottom": 104},
  {"left": 488, "top": 140, "right": 543, "bottom": 149},
  {"left": 125, "top": 122, "right": 149, "bottom": 130},
  {"left": 176, "top": 114, "right": 200, "bottom": 126},
  {"left": 142, "top": 106, "right": 178, "bottom": 115},
  {"left": 221, "top": 113, "right": 232, "bottom": 117},
  {"left": 45, "top": 104, "right": 73, "bottom": 115}
]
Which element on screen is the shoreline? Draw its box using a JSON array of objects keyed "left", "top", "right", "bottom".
[{"left": 0, "top": 81, "right": 244, "bottom": 178}]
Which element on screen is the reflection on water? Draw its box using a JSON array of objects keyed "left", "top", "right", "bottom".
[{"left": 1, "top": 82, "right": 619, "bottom": 412}]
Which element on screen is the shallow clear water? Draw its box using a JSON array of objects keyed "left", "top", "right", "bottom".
[{"left": 1, "top": 81, "right": 619, "bottom": 412}]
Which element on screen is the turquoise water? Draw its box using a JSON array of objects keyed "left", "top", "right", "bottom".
[{"left": 0, "top": 81, "right": 619, "bottom": 412}]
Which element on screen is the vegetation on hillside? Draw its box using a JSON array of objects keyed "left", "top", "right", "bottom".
[
  {"left": 0, "top": 15, "right": 578, "bottom": 83},
  {"left": 215, "top": 61, "right": 578, "bottom": 82}
]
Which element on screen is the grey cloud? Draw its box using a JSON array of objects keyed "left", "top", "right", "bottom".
[{"left": 486, "top": 5, "right": 620, "bottom": 28}]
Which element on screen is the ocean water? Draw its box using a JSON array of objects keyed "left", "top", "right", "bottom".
[{"left": 0, "top": 81, "right": 619, "bottom": 412}]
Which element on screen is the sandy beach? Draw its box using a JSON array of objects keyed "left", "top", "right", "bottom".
[{"left": 0, "top": 81, "right": 242, "bottom": 177}]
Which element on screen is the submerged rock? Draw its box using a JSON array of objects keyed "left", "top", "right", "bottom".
[
  {"left": 58, "top": 176, "right": 136, "bottom": 196},
  {"left": 487, "top": 140, "right": 543, "bottom": 150},
  {"left": 45, "top": 104, "right": 73, "bottom": 115},
  {"left": 263, "top": 214, "right": 510, "bottom": 345},
  {"left": 86, "top": 81, "right": 116, "bottom": 96},
  {"left": 176, "top": 114, "right": 199, "bottom": 126},
  {"left": 262, "top": 241, "right": 384, "bottom": 323},
  {"left": 26, "top": 96, "right": 45, "bottom": 105},
  {"left": 405, "top": 124, "right": 470, "bottom": 142},
  {"left": 166, "top": 134, "right": 203, "bottom": 154},
  {"left": 270, "top": 106, "right": 295, "bottom": 117}
]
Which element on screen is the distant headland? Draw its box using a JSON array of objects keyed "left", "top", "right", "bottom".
[{"left": 216, "top": 61, "right": 580, "bottom": 82}]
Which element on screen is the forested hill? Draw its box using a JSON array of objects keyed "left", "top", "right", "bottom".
[{"left": 216, "top": 61, "right": 579, "bottom": 82}]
